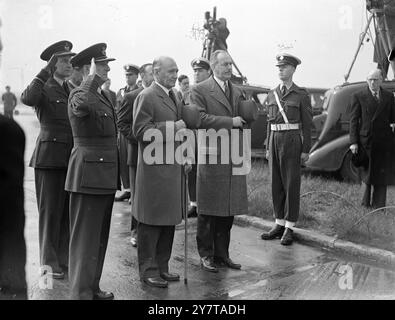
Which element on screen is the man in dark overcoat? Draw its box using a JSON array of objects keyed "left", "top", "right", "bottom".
[
  {"left": 0, "top": 115, "right": 27, "bottom": 300},
  {"left": 349, "top": 68, "right": 395, "bottom": 208}
]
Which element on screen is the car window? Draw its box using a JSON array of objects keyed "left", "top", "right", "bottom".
[{"left": 256, "top": 93, "right": 268, "bottom": 105}]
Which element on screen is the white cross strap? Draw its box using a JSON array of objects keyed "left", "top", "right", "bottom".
[{"left": 273, "top": 90, "right": 289, "bottom": 124}]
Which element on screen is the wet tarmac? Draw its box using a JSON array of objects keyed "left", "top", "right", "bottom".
[{"left": 14, "top": 107, "right": 395, "bottom": 300}]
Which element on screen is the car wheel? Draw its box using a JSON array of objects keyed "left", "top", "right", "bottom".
[{"left": 340, "top": 151, "right": 361, "bottom": 183}]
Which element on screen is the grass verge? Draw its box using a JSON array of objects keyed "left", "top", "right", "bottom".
[{"left": 247, "top": 159, "right": 395, "bottom": 252}]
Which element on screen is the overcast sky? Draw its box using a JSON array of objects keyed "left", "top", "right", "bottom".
[{"left": 0, "top": 0, "right": 392, "bottom": 93}]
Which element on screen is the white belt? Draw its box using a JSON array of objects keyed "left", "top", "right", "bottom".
[{"left": 271, "top": 123, "right": 300, "bottom": 131}]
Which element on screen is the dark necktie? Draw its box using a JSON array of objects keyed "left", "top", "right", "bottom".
[
  {"left": 169, "top": 89, "right": 177, "bottom": 106},
  {"left": 63, "top": 81, "right": 70, "bottom": 95},
  {"left": 281, "top": 85, "right": 287, "bottom": 97},
  {"left": 373, "top": 91, "right": 379, "bottom": 102},
  {"left": 224, "top": 81, "right": 231, "bottom": 101}
]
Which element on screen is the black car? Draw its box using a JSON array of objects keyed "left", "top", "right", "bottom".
[{"left": 306, "top": 80, "right": 395, "bottom": 182}]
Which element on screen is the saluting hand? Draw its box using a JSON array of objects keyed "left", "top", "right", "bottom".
[
  {"left": 44, "top": 54, "right": 58, "bottom": 74},
  {"left": 89, "top": 58, "right": 97, "bottom": 77}
]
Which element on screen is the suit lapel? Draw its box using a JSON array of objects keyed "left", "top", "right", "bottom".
[
  {"left": 209, "top": 77, "right": 232, "bottom": 115},
  {"left": 153, "top": 83, "right": 178, "bottom": 116}
]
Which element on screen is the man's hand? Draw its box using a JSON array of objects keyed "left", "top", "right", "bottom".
[
  {"left": 301, "top": 152, "right": 309, "bottom": 163},
  {"left": 232, "top": 116, "right": 246, "bottom": 128},
  {"left": 390, "top": 124, "right": 395, "bottom": 133},
  {"left": 175, "top": 119, "right": 186, "bottom": 131},
  {"left": 350, "top": 144, "right": 358, "bottom": 154},
  {"left": 265, "top": 150, "right": 270, "bottom": 160},
  {"left": 44, "top": 54, "right": 58, "bottom": 74}
]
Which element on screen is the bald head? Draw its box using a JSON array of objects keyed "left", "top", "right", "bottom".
[
  {"left": 366, "top": 68, "right": 383, "bottom": 93},
  {"left": 153, "top": 56, "right": 178, "bottom": 89}
]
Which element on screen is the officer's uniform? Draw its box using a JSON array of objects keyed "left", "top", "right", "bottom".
[
  {"left": 65, "top": 43, "right": 119, "bottom": 300},
  {"left": 187, "top": 58, "right": 211, "bottom": 217},
  {"left": 21, "top": 41, "right": 75, "bottom": 276},
  {"left": 264, "top": 54, "right": 312, "bottom": 244},
  {"left": 114, "top": 64, "right": 139, "bottom": 200}
]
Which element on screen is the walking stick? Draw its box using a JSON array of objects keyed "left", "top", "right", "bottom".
[{"left": 183, "top": 164, "right": 190, "bottom": 285}]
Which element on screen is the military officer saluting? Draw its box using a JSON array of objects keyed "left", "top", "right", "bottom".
[
  {"left": 21, "top": 41, "right": 76, "bottom": 279},
  {"left": 66, "top": 43, "right": 118, "bottom": 300},
  {"left": 261, "top": 53, "right": 312, "bottom": 245}
]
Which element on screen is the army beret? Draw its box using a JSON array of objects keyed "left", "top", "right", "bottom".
[
  {"left": 40, "top": 40, "right": 76, "bottom": 62},
  {"left": 70, "top": 43, "right": 115, "bottom": 68},
  {"left": 275, "top": 53, "right": 301, "bottom": 67},
  {"left": 389, "top": 48, "right": 395, "bottom": 62},
  {"left": 191, "top": 57, "right": 210, "bottom": 70},
  {"left": 124, "top": 64, "right": 140, "bottom": 75}
]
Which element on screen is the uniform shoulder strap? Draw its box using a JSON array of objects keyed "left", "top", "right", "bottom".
[{"left": 273, "top": 90, "right": 289, "bottom": 124}]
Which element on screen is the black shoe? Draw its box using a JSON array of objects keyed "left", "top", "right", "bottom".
[
  {"left": 216, "top": 257, "right": 241, "bottom": 270},
  {"left": 93, "top": 290, "right": 114, "bottom": 300},
  {"left": 143, "top": 277, "right": 168, "bottom": 288},
  {"left": 160, "top": 272, "right": 180, "bottom": 282},
  {"left": 280, "top": 228, "right": 294, "bottom": 246},
  {"left": 115, "top": 191, "right": 131, "bottom": 202},
  {"left": 260, "top": 224, "right": 285, "bottom": 240},
  {"left": 187, "top": 206, "right": 198, "bottom": 218},
  {"left": 200, "top": 256, "right": 218, "bottom": 273}
]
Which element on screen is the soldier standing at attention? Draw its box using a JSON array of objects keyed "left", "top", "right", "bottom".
[
  {"left": 1, "top": 86, "right": 17, "bottom": 119},
  {"left": 21, "top": 41, "right": 76, "bottom": 279},
  {"left": 66, "top": 43, "right": 118, "bottom": 300},
  {"left": 261, "top": 53, "right": 312, "bottom": 246},
  {"left": 115, "top": 64, "right": 139, "bottom": 202},
  {"left": 186, "top": 57, "right": 211, "bottom": 218}
]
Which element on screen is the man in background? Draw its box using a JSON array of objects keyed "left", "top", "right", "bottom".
[
  {"left": 349, "top": 68, "right": 395, "bottom": 209},
  {"left": 2, "top": 86, "right": 17, "bottom": 119},
  {"left": 102, "top": 78, "right": 117, "bottom": 107},
  {"left": 176, "top": 74, "right": 190, "bottom": 105},
  {"left": 186, "top": 57, "right": 211, "bottom": 218},
  {"left": 115, "top": 64, "right": 140, "bottom": 202},
  {"left": 67, "top": 65, "right": 83, "bottom": 90},
  {"left": 117, "top": 63, "right": 154, "bottom": 247}
]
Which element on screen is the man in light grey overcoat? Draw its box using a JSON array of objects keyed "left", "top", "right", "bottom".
[{"left": 190, "top": 50, "right": 248, "bottom": 273}]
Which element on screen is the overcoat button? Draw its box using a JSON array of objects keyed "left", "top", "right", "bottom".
[
  {"left": 100, "top": 158, "right": 104, "bottom": 162},
  {"left": 53, "top": 138, "right": 57, "bottom": 141}
]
